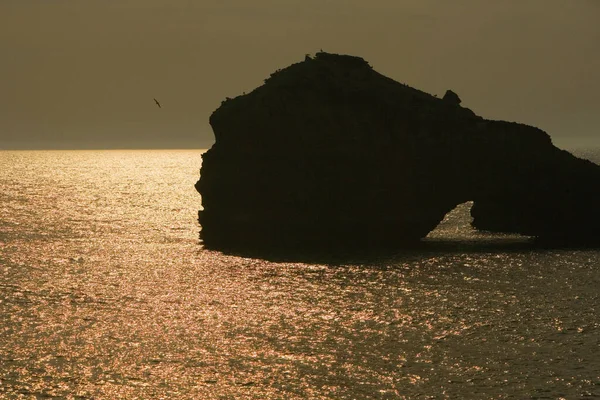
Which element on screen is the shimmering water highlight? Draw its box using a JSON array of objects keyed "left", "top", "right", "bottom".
[{"left": 1, "top": 150, "right": 599, "bottom": 399}]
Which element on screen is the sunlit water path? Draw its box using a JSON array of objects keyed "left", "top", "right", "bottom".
[{"left": 1, "top": 150, "right": 599, "bottom": 399}]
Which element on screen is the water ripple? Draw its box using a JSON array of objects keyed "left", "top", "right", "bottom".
[{"left": 0, "top": 150, "right": 599, "bottom": 399}]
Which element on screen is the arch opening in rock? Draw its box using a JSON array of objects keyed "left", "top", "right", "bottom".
[{"left": 426, "top": 201, "right": 475, "bottom": 240}]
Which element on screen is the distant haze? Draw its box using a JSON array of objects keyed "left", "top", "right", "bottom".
[{"left": 1, "top": 0, "right": 598, "bottom": 150}]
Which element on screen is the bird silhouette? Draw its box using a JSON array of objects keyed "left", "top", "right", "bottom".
[{"left": 153, "top": 98, "right": 161, "bottom": 108}]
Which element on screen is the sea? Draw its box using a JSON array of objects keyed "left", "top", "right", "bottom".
[{"left": 0, "top": 149, "right": 599, "bottom": 399}]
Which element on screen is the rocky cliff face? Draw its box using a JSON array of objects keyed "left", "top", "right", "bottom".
[{"left": 196, "top": 52, "right": 600, "bottom": 249}]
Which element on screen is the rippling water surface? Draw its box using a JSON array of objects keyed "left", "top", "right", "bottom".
[{"left": 1, "top": 150, "right": 599, "bottom": 399}]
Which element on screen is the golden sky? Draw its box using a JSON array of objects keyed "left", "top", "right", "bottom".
[{"left": 1, "top": 0, "right": 598, "bottom": 149}]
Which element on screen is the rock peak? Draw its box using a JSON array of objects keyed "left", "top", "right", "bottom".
[
  {"left": 443, "top": 89, "right": 462, "bottom": 105},
  {"left": 313, "top": 51, "right": 370, "bottom": 66}
]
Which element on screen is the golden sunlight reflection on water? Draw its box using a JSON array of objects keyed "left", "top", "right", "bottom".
[{"left": 0, "top": 150, "right": 599, "bottom": 399}]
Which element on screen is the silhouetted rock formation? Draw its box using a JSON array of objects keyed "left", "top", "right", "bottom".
[
  {"left": 196, "top": 52, "right": 600, "bottom": 249},
  {"left": 442, "top": 89, "right": 461, "bottom": 105}
]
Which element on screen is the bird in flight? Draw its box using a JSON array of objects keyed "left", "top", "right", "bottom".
[{"left": 154, "top": 98, "right": 161, "bottom": 108}]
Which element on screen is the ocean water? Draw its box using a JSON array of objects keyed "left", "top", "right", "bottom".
[{"left": 0, "top": 149, "right": 599, "bottom": 399}]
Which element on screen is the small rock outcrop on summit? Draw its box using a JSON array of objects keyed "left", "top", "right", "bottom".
[{"left": 196, "top": 52, "right": 600, "bottom": 249}]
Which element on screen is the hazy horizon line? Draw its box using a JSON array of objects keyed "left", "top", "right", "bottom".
[{"left": 0, "top": 147, "right": 210, "bottom": 151}]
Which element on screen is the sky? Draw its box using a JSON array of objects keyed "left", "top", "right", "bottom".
[{"left": 1, "top": 0, "right": 599, "bottom": 150}]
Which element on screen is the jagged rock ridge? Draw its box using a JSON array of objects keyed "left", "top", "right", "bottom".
[{"left": 196, "top": 52, "right": 600, "bottom": 249}]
